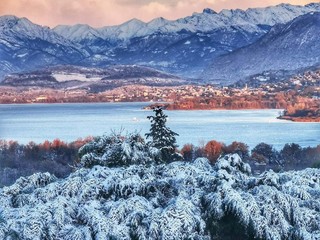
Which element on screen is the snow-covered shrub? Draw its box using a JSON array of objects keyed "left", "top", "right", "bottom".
[
  {"left": 215, "top": 154, "right": 251, "bottom": 175},
  {"left": 2, "top": 172, "right": 57, "bottom": 201},
  {"left": 57, "top": 224, "right": 92, "bottom": 240},
  {"left": 79, "top": 132, "right": 159, "bottom": 168},
  {"left": 0, "top": 211, "right": 7, "bottom": 239},
  {"left": 0, "top": 154, "right": 319, "bottom": 239}
]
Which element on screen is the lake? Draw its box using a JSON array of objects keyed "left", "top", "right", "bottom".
[{"left": 0, "top": 102, "right": 319, "bottom": 150}]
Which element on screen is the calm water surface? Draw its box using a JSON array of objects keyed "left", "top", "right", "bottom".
[{"left": 0, "top": 102, "right": 319, "bottom": 149}]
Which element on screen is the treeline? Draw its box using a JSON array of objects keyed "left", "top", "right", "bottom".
[
  {"left": 0, "top": 138, "right": 92, "bottom": 186},
  {"left": 0, "top": 137, "right": 319, "bottom": 186},
  {"left": 164, "top": 92, "right": 318, "bottom": 112},
  {"left": 278, "top": 103, "right": 320, "bottom": 122},
  {"left": 180, "top": 141, "right": 320, "bottom": 173},
  {"left": 167, "top": 94, "right": 284, "bottom": 110}
]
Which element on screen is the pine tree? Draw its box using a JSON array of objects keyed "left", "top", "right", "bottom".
[{"left": 146, "top": 106, "right": 179, "bottom": 162}]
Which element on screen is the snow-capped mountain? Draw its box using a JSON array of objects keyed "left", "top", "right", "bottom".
[
  {"left": 52, "top": 3, "right": 320, "bottom": 78},
  {"left": 0, "top": 15, "right": 88, "bottom": 80},
  {"left": 201, "top": 12, "right": 320, "bottom": 84},
  {"left": 0, "top": 3, "right": 319, "bottom": 82},
  {"left": 54, "top": 3, "right": 320, "bottom": 42}
]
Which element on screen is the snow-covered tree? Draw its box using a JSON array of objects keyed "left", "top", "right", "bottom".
[
  {"left": 78, "top": 131, "right": 159, "bottom": 168},
  {"left": 146, "top": 106, "right": 180, "bottom": 163},
  {"left": 0, "top": 153, "right": 319, "bottom": 239}
]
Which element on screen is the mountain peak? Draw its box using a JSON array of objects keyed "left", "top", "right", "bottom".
[
  {"left": 0, "top": 15, "right": 47, "bottom": 32},
  {"left": 203, "top": 8, "right": 217, "bottom": 14},
  {"left": 0, "top": 15, "right": 19, "bottom": 21},
  {"left": 277, "top": 3, "right": 293, "bottom": 7},
  {"left": 53, "top": 24, "right": 99, "bottom": 41},
  {"left": 122, "top": 18, "right": 145, "bottom": 26},
  {"left": 0, "top": 15, "right": 19, "bottom": 28},
  {"left": 148, "top": 17, "right": 169, "bottom": 28},
  {"left": 305, "top": 2, "right": 320, "bottom": 9}
]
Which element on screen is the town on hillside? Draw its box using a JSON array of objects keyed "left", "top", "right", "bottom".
[{"left": 0, "top": 68, "right": 319, "bottom": 122}]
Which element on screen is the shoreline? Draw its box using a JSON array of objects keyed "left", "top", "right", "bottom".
[
  {"left": 277, "top": 116, "right": 320, "bottom": 122},
  {"left": 1, "top": 100, "right": 319, "bottom": 122}
]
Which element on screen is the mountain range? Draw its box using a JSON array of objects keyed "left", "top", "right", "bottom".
[
  {"left": 0, "top": 3, "right": 319, "bottom": 84},
  {"left": 201, "top": 12, "right": 320, "bottom": 84}
]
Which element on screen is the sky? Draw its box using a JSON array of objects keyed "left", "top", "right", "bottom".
[{"left": 0, "top": 0, "right": 317, "bottom": 27}]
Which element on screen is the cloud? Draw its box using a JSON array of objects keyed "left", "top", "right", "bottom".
[{"left": 0, "top": 0, "right": 316, "bottom": 27}]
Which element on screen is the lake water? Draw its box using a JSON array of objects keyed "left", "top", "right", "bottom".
[{"left": 0, "top": 102, "right": 319, "bottom": 150}]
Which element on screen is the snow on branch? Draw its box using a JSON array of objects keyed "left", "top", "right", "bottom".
[{"left": 0, "top": 154, "right": 319, "bottom": 239}]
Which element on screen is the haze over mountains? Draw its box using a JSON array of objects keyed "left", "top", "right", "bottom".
[{"left": 0, "top": 3, "right": 319, "bottom": 85}]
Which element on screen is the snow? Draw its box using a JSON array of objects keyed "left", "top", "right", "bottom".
[
  {"left": 16, "top": 53, "right": 28, "bottom": 58},
  {"left": 147, "top": 17, "right": 171, "bottom": 29},
  {"left": 53, "top": 24, "right": 100, "bottom": 41},
  {"left": 0, "top": 39, "right": 15, "bottom": 48},
  {"left": 0, "top": 15, "right": 77, "bottom": 47},
  {"left": 1, "top": 3, "right": 319, "bottom": 80},
  {"left": 0, "top": 152, "right": 319, "bottom": 239},
  {"left": 98, "top": 18, "right": 147, "bottom": 41},
  {"left": 52, "top": 73, "right": 101, "bottom": 82},
  {"left": 201, "top": 11, "right": 320, "bottom": 83},
  {"left": 50, "top": 3, "right": 320, "bottom": 41}
]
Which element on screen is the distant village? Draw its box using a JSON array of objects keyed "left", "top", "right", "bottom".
[
  {"left": 0, "top": 69, "right": 319, "bottom": 121},
  {"left": 0, "top": 84, "right": 275, "bottom": 104}
]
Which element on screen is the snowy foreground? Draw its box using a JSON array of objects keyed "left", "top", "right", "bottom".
[{"left": 0, "top": 154, "right": 319, "bottom": 239}]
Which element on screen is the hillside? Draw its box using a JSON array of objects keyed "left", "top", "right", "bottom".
[
  {"left": 202, "top": 12, "right": 320, "bottom": 84},
  {"left": 0, "top": 16, "right": 88, "bottom": 80},
  {"left": 1, "top": 65, "right": 185, "bottom": 91}
]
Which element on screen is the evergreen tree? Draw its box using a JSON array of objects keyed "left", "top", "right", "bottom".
[{"left": 146, "top": 106, "right": 179, "bottom": 162}]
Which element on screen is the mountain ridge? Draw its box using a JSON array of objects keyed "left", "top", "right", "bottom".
[
  {"left": 53, "top": 3, "right": 320, "bottom": 42},
  {"left": 0, "top": 3, "right": 319, "bottom": 82},
  {"left": 201, "top": 12, "right": 320, "bottom": 84}
]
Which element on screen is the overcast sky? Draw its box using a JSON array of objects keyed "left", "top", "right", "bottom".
[{"left": 0, "top": 0, "right": 316, "bottom": 27}]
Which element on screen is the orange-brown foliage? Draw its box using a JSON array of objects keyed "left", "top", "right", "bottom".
[
  {"left": 70, "top": 136, "right": 94, "bottom": 148},
  {"left": 180, "top": 143, "right": 195, "bottom": 161},
  {"left": 52, "top": 139, "right": 67, "bottom": 149},
  {"left": 204, "top": 140, "right": 224, "bottom": 163},
  {"left": 223, "top": 141, "right": 249, "bottom": 158}
]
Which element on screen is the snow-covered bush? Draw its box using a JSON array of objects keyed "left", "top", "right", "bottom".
[
  {"left": 79, "top": 132, "right": 159, "bottom": 168},
  {"left": 0, "top": 211, "right": 7, "bottom": 239},
  {"left": 0, "top": 154, "right": 319, "bottom": 239},
  {"left": 79, "top": 107, "right": 182, "bottom": 167}
]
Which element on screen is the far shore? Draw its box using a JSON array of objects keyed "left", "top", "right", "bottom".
[
  {"left": 1, "top": 100, "right": 319, "bottom": 123},
  {"left": 145, "top": 103, "right": 320, "bottom": 123},
  {"left": 277, "top": 116, "right": 320, "bottom": 122}
]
